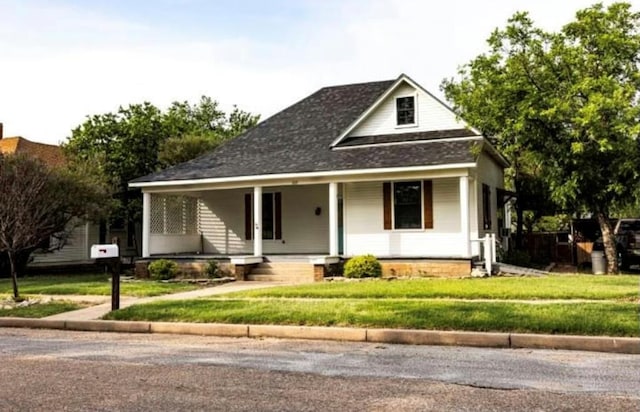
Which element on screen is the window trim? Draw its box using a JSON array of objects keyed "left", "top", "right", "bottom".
[{"left": 395, "top": 93, "right": 418, "bottom": 128}]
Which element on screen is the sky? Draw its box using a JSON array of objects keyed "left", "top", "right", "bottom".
[{"left": 0, "top": 0, "right": 626, "bottom": 145}]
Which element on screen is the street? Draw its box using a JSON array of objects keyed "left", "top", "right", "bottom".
[{"left": 0, "top": 328, "right": 638, "bottom": 411}]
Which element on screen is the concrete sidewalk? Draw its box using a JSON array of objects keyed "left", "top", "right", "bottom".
[{"left": 43, "top": 281, "right": 285, "bottom": 321}]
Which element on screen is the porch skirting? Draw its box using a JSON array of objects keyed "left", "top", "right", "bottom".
[
  {"left": 135, "top": 255, "right": 472, "bottom": 281},
  {"left": 377, "top": 258, "right": 471, "bottom": 278}
]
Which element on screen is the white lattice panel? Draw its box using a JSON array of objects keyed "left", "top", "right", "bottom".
[{"left": 150, "top": 195, "right": 198, "bottom": 235}]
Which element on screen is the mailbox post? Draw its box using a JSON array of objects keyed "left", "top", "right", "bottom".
[{"left": 90, "top": 239, "right": 121, "bottom": 311}]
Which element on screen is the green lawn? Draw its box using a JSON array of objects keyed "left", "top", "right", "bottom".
[
  {"left": 227, "top": 275, "right": 640, "bottom": 301},
  {"left": 105, "top": 298, "right": 639, "bottom": 336},
  {"left": 103, "top": 275, "right": 640, "bottom": 337},
  {"left": 0, "top": 301, "right": 84, "bottom": 318},
  {"left": 0, "top": 274, "right": 200, "bottom": 297}
]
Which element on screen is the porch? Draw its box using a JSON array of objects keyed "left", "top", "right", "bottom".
[
  {"left": 138, "top": 172, "right": 490, "bottom": 280},
  {"left": 134, "top": 253, "right": 473, "bottom": 282}
]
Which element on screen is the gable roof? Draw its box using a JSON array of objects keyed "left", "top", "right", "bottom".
[
  {"left": 131, "top": 75, "right": 505, "bottom": 186},
  {"left": 0, "top": 137, "right": 66, "bottom": 168},
  {"left": 329, "top": 73, "right": 480, "bottom": 148}
]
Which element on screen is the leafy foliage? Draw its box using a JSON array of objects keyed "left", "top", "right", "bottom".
[
  {"left": 148, "top": 259, "right": 179, "bottom": 280},
  {"left": 442, "top": 2, "right": 640, "bottom": 273},
  {"left": 204, "top": 260, "right": 220, "bottom": 279},
  {"left": 343, "top": 254, "right": 382, "bottom": 278},
  {"left": 63, "top": 96, "right": 259, "bottom": 233}
]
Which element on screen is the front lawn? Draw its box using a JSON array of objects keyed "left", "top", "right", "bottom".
[
  {"left": 0, "top": 274, "right": 201, "bottom": 297},
  {"left": 103, "top": 275, "right": 640, "bottom": 337},
  {"left": 226, "top": 275, "right": 640, "bottom": 301},
  {"left": 0, "top": 301, "right": 85, "bottom": 318}
]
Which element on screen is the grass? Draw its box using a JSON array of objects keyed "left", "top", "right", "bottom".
[
  {"left": 226, "top": 275, "right": 640, "bottom": 301},
  {"left": 0, "top": 274, "right": 201, "bottom": 297},
  {"left": 104, "top": 298, "right": 640, "bottom": 337},
  {"left": 0, "top": 301, "right": 84, "bottom": 318},
  {"left": 104, "top": 274, "right": 640, "bottom": 337}
]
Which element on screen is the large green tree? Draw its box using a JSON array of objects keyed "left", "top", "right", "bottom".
[
  {"left": 443, "top": 2, "right": 640, "bottom": 273},
  {"left": 64, "top": 97, "right": 259, "bottom": 252},
  {"left": 0, "top": 154, "right": 111, "bottom": 299}
]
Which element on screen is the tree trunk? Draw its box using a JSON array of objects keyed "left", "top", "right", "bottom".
[
  {"left": 596, "top": 212, "right": 618, "bottom": 275},
  {"left": 514, "top": 173, "right": 524, "bottom": 250},
  {"left": 7, "top": 251, "right": 20, "bottom": 300}
]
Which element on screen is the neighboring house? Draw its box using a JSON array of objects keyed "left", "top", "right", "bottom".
[
  {"left": 130, "top": 74, "right": 509, "bottom": 279},
  {"left": 0, "top": 125, "right": 100, "bottom": 266}
]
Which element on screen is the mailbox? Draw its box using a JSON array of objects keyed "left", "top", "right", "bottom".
[{"left": 90, "top": 244, "right": 119, "bottom": 259}]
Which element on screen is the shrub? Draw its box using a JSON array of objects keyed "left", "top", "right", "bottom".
[
  {"left": 500, "top": 249, "right": 532, "bottom": 267},
  {"left": 148, "top": 259, "right": 179, "bottom": 280},
  {"left": 344, "top": 254, "right": 382, "bottom": 278},
  {"left": 204, "top": 260, "right": 221, "bottom": 278}
]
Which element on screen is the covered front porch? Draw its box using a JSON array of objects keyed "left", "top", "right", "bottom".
[{"left": 137, "top": 170, "right": 486, "bottom": 280}]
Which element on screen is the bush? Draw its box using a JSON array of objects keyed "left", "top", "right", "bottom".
[
  {"left": 148, "top": 259, "right": 179, "bottom": 280},
  {"left": 344, "top": 254, "right": 382, "bottom": 278},
  {"left": 500, "top": 249, "right": 532, "bottom": 267},
  {"left": 204, "top": 260, "right": 220, "bottom": 278}
]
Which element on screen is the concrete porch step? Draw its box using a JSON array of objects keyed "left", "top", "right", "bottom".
[{"left": 247, "top": 262, "right": 316, "bottom": 283}]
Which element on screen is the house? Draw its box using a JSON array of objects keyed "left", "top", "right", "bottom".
[
  {"left": 0, "top": 124, "right": 101, "bottom": 267},
  {"left": 130, "top": 74, "right": 508, "bottom": 280}
]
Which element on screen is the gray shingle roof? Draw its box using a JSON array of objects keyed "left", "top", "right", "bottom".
[
  {"left": 132, "top": 79, "right": 478, "bottom": 184},
  {"left": 338, "top": 128, "right": 478, "bottom": 147}
]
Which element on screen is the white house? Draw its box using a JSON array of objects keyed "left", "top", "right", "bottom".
[{"left": 130, "top": 74, "right": 508, "bottom": 281}]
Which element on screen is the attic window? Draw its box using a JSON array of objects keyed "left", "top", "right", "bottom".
[{"left": 396, "top": 96, "right": 415, "bottom": 126}]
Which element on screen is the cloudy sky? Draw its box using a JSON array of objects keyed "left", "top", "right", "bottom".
[{"left": 0, "top": 0, "right": 622, "bottom": 144}]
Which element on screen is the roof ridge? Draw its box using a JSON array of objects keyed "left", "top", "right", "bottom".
[{"left": 318, "top": 78, "right": 395, "bottom": 91}]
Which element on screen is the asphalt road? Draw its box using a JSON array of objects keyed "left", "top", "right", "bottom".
[{"left": 0, "top": 328, "right": 638, "bottom": 411}]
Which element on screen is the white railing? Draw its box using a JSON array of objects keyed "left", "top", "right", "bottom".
[{"left": 470, "top": 234, "right": 497, "bottom": 275}]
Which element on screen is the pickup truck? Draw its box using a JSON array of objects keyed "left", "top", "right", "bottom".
[
  {"left": 615, "top": 219, "right": 640, "bottom": 270},
  {"left": 593, "top": 218, "right": 640, "bottom": 270}
]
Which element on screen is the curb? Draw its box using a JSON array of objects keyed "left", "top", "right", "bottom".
[{"left": 1, "top": 317, "right": 639, "bottom": 354}]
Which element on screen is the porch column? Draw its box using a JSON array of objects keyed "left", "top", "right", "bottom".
[
  {"left": 253, "top": 186, "right": 263, "bottom": 257},
  {"left": 142, "top": 192, "right": 151, "bottom": 258},
  {"left": 329, "top": 182, "right": 339, "bottom": 256},
  {"left": 459, "top": 176, "right": 471, "bottom": 258}
]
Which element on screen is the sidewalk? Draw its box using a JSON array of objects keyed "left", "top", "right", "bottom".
[{"left": 43, "top": 281, "right": 285, "bottom": 321}]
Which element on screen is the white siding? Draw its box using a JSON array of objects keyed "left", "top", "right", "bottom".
[
  {"left": 149, "top": 234, "right": 201, "bottom": 254},
  {"left": 349, "top": 82, "right": 466, "bottom": 138},
  {"left": 344, "top": 179, "right": 468, "bottom": 257},
  {"left": 475, "top": 152, "right": 505, "bottom": 237},
  {"left": 198, "top": 185, "right": 329, "bottom": 255},
  {"left": 31, "top": 222, "right": 98, "bottom": 264},
  {"left": 199, "top": 188, "right": 249, "bottom": 254}
]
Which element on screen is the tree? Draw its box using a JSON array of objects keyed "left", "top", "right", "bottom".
[
  {"left": 442, "top": 2, "right": 640, "bottom": 273},
  {"left": 64, "top": 97, "right": 259, "bottom": 252},
  {"left": 0, "top": 154, "right": 111, "bottom": 299}
]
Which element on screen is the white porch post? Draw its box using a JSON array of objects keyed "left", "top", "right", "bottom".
[
  {"left": 459, "top": 176, "right": 471, "bottom": 258},
  {"left": 253, "top": 186, "right": 263, "bottom": 257},
  {"left": 329, "top": 182, "right": 339, "bottom": 256},
  {"left": 142, "top": 192, "right": 151, "bottom": 258}
]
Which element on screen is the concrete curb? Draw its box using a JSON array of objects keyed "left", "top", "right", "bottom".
[{"left": 1, "top": 317, "right": 639, "bottom": 354}]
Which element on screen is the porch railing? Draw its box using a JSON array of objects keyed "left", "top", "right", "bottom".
[{"left": 471, "top": 233, "right": 497, "bottom": 275}]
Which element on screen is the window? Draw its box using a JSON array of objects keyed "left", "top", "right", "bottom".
[
  {"left": 394, "top": 181, "right": 422, "bottom": 229},
  {"left": 244, "top": 192, "right": 282, "bottom": 240},
  {"left": 262, "top": 193, "right": 274, "bottom": 240},
  {"left": 482, "top": 184, "right": 492, "bottom": 230},
  {"left": 383, "top": 181, "right": 433, "bottom": 230},
  {"left": 396, "top": 96, "right": 415, "bottom": 126}
]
